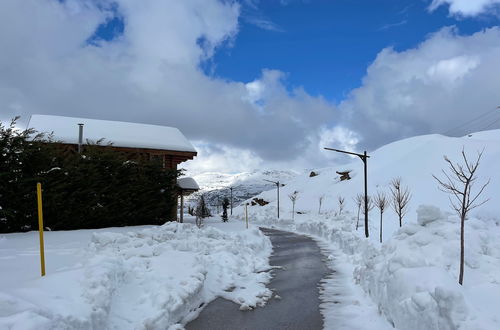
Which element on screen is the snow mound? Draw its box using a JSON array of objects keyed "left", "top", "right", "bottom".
[
  {"left": 231, "top": 130, "right": 500, "bottom": 330},
  {"left": 0, "top": 223, "right": 272, "bottom": 329},
  {"left": 242, "top": 209, "right": 500, "bottom": 330},
  {"left": 417, "top": 205, "right": 445, "bottom": 226}
]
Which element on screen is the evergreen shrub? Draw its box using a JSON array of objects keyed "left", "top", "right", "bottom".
[{"left": 0, "top": 118, "right": 179, "bottom": 232}]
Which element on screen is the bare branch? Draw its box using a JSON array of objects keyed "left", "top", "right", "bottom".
[
  {"left": 390, "top": 177, "right": 411, "bottom": 227},
  {"left": 374, "top": 191, "right": 388, "bottom": 213},
  {"left": 467, "top": 179, "right": 490, "bottom": 209}
]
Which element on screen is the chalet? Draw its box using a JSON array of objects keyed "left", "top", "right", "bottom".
[{"left": 28, "top": 114, "right": 199, "bottom": 221}]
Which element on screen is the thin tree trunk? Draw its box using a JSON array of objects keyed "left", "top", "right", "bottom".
[
  {"left": 356, "top": 207, "right": 360, "bottom": 230},
  {"left": 459, "top": 183, "right": 469, "bottom": 285},
  {"left": 380, "top": 211, "right": 383, "bottom": 243},
  {"left": 459, "top": 213, "right": 464, "bottom": 285}
]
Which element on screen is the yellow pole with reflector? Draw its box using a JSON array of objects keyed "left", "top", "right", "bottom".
[{"left": 36, "top": 183, "right": 46, "bottom": 276}]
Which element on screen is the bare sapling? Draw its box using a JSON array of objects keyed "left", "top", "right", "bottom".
[
  {"left": 289, "top": 191, "right": 299, "bottom": 220},
  {"left": 390, "top": 177, "right": 411, "bottom": 227},
  {"left": 353, "top": 193, "right": 363, "bottom": 230},
  {"left": 337, "top": 196, "right": 346, "bottom": 216},
  {"left": 318, "top": 195, "right": 324, "bottom": 215},
  {"left": 374, "top": 191, "right": 388, "bottom": 243},
  {"left": 432, "top": 148, "right": 489, "bottom": 285}
]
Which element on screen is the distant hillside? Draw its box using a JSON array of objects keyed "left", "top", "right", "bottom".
[
  {"left": 234, "top": 129, "right": 500, "bottom": 237},
  {"left": 185, "top": 169, "right": 300, "bottom": 213}
]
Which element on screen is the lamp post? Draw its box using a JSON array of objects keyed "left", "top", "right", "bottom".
[
  {"left": 229, "top": 187, "right": 233, "bottom": 215},
  {"left": 324, "top": 147, "right": 370, "bottom": 238},
  {"left": 264, "top": 179, "right": 283, "bottom": 219}
]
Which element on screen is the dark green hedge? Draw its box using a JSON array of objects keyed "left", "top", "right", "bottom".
[{"left": 0, "top": 118, "right": 179, "bottom": 233}]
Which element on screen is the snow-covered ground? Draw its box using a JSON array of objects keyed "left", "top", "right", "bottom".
[
  {"left": 0, "top": 219, "right": 272, "bottom": 329},
  {"left": 232, "top": 130, "right": 500, "bottom": 330},
  {"left": 3, "top": 129, "right": 500, "bottom": 330}
]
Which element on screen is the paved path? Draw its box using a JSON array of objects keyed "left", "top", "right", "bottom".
[{"left": 186, "top": 228, "right": 329, "bottom": 330}]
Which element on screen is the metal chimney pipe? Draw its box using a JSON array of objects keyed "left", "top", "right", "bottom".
[{"left": 78, "top": 123, "right": 84, "bottom": 153}]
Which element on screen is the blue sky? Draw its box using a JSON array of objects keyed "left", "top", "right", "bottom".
[
  {"left": 207, "top": 0, "right": 499, "bottom": 102},
  {"left": 92, "top": 0, "right": 499, "bottom": 104}
]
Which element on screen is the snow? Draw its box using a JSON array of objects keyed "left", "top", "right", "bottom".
[
  {"left": 416, "top": 204, "right": 444, "bottom": 226},
  {"left": 177, "top": 177, "right": 199, "bottom": 191},
  {"left": 230, "top": 130, "right": 500, "bottom": 330},
  {"left": 184, "top": 169, "right": 299, "bottom": 212},
  {"left": 187, "top": 170, "right": 299, "bottom": 190},
  {"left": 4, "top": 127, "right": 500, "bottom": 329},
  {"left": 27, "top": 114, "right": 196, "bottom": 152},
  {"left": 0, "top": 221, "right": 272, "bottom": 329}
]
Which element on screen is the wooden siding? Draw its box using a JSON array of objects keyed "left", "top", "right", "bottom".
[{"left": 55, "top": 143, "right": 196, "bottom": 169}]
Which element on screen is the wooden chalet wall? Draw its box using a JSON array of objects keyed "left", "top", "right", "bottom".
[{"left": 56, "top": 143, "right": 196, "bottom": 170}]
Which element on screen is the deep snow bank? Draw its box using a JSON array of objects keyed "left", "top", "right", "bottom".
[
  {"left": 234, "top": 207, "right": 500, "bottom": 330},
  {"left": 232, "top": 130, "right": 500, "bottom": 330},
  {"left": 0, "top": 222, "right": 272, "bottom": 329}
]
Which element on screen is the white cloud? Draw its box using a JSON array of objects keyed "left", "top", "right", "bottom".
[
  {"left": 244, "top": 16, "right": 284, "bottom": 32},
  {"left": 183, "top": 127, "right": 360, "bottom": 174},
  {"left": 339, "top": 27, "right": 500, "bottom": 150},
  {"left": 319, "top": 126, "right": 360, "bottom": 155},
  {"left": 426, "top": 55, "right": 480, "bottom": 86},
  {"left": 0, "top": 0, "right": 338, "bottom": 173},
  {"left": 181, "top": 141, "right": 263, "bottom": 174},
  {"left": 429, "top": 0, "right": 500, "bottom": 16},
  {"left": 2, "top": 1, "right": 500, "bottom": 174}
]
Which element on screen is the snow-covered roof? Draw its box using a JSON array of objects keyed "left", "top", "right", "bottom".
[
  {"left": 177, "top": 177, "right": 200, "bottom": 191},
  {"left": 28, "top": 114, "right": 196, "bottom": 153}
]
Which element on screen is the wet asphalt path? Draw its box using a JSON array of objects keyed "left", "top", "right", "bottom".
[{"left": 186, "top": 227, "right": 329, "bottom": 330}]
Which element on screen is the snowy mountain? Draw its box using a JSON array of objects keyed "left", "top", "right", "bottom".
[
  {"left": 232, "top": 129, "right": 500, "bottom": 330},
  {"left": 184, "top": 169, "right": 300, "bottom": 212},
  {"left": 236, "top": 130, "right": 500, "bottom": 228}
]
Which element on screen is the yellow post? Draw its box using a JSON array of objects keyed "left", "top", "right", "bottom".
[
  {"left": 36, "top": 183, "right": 46, "bottom": 277},
  {"left": 245, "top": 203, "right": 248, "bottom": 229}
]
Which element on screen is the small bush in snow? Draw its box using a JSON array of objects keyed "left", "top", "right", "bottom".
[{"left": 433, "top": 148, "right": 489, "bottom": 285}]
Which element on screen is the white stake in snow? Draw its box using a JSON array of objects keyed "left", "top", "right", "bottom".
[{"left": 77, "top": 123, "right": 84, "bottom": 153}]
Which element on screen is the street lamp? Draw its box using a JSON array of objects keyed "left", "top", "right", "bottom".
[
  {"left": 264, "top": 179, "right": 283, "bottom": 219},
  {"left": 229, "top": 187, "right": 233, "bottom": 215},
  {"left": 324, "top": 147, "right": 370, "bottom": 238}
]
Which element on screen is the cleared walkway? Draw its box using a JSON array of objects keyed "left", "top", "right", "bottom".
[{"left": 186, "top": 227, "right": 329, "bottom": 330}]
